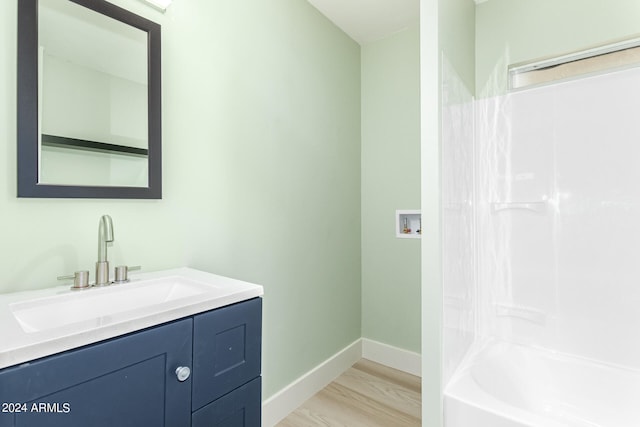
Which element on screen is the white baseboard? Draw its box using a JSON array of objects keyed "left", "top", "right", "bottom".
[
  {"left": 361, "top": 338, "right": 422, "bottom": 377},
  {"left": 262, "top": 338, "right": 422, "bottom": 426},
  {"left": 262, "top": 339, "right": 362, "bottom": 427}
]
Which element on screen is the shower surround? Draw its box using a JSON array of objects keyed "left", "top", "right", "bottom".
[{"left": 442, "top": 63, "right": 640, "bottom": 426}]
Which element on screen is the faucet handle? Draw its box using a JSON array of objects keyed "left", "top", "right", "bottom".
[
  {"left": 58, "top": 271, "right": 90, "bottom": 290},
  {"left": 113, "top": 265, "right": 141, "bottom": 284}
]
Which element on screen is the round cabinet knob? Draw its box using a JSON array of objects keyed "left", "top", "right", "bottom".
[{"left": 175, "top": 366, "right": 191, "bottom": 382}]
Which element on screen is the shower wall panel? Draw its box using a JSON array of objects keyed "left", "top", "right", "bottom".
[
  {"left": 442, "top": 58, "right": 476, "bottom": 383},
  {"left": 552, "top": 68, "right": 640, "bottom": 370},
  {"left": 479, "top": 67, "right": 640, "bottom": 371}
]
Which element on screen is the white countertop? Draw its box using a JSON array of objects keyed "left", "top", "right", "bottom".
[{"left": 0, "top": 268, "right": 263, "bottom": 370}]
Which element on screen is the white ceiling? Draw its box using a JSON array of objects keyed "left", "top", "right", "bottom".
[{"left": 307, "top": 0, "right": 420, "bottom": 45}]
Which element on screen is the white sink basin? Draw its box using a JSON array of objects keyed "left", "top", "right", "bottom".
[
  {"left": 9, "top": 276, "right": 245, "bottom": 333},
  {"left": 0, "top": 267, "right": 263, "bottom": 370},
  {"left": 10, "top": 276, "right": 217, "bottom": 333}
]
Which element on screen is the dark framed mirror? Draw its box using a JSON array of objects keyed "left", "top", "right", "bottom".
[{"left": 17, "top": 0, "right": 162, "bottom": 198}]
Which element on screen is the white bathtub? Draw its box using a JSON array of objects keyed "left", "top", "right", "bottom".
[{"left": 444, "top": 342, "right": 640, "bottom": 427}]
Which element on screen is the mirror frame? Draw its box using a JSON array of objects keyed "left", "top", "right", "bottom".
[{"left": 17, "top": 0, "right": 162, "bottom": 199}]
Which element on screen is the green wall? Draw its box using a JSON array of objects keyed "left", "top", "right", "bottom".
[
  {"left": 361, "top": 25, "right": 421, "bottom": 354},
  {"left": 1, "top": 0, "right": 361, "bottom": 400},
  {"left": 476, "top": 0, "right": 640, "bottom": 97},
  {"left": 440, "top": 0, "right": 476, "bottom": 94}
]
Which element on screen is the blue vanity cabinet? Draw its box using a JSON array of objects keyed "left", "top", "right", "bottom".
[
  {"left": 0, "top": 297, "right": 262, "bottom": 427},
  {"left": 0, "top": 318, "right": 193, "bottom": 427}
]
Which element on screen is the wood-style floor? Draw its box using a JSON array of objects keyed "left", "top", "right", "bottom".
[{"left": 276, "top": 359, "right": 421, "bottom": 427}]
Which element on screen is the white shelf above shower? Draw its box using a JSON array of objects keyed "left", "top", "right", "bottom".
[{"left": 396, "top": 210, "right": 421, "bottom": 239}]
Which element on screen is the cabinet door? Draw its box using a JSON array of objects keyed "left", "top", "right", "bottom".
[
  {"left": 0, "top": 319, "right": 192, "bottom": 427},
  {"left": 192, "top": 297, "right": 262, "bottom": 411},
  {"left": 192, "top": 377, "right": 261, "bottom": 427}
]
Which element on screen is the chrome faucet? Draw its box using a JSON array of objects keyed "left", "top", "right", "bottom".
[{"left": 95, "top": 214, "right": 114, "bottom": 286}]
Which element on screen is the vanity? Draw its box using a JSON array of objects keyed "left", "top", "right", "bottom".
[
  {"left": 11, "top": 0, "right": 262, "bottom": 422},
  {"left": 11, "top": 0, "right": 262, "bottom": 421},
  {"left": 0, "top": 268, "right": 263, "bottom": 426}
]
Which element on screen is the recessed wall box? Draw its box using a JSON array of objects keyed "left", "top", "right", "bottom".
[{"left": 396, "top": 210, "right": 421, "bottom": 239}]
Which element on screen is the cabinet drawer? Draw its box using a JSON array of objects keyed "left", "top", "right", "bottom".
[
  {"left": 192, "top": 377, "right": 261, "bottom": 427},
  {"left": 192, "top": 298, "right": 262, "bottom": 411}
]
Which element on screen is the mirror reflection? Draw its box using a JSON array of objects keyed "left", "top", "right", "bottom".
[
  {"left": 17, "top": 0, "right": 161, "bottom": 198},
  {"left": 38, "top": 0, "right": 149, "bottom": 187}
]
